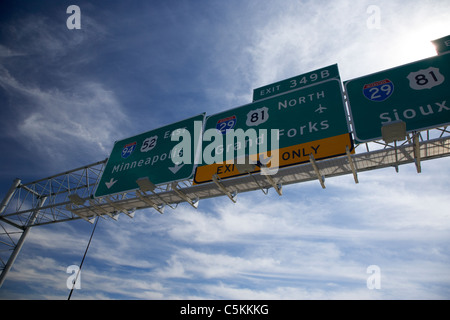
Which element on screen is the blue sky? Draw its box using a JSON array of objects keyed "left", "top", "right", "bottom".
[{"left": 0, "top": 0, "right": 450, "bottom": 300}]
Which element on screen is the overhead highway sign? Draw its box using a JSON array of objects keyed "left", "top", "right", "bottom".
[
  {"left": 95, "top": 113, "right": 205, "bottom": 197},
  {"left": 345, "top": 53, "right": 450, "bottom": 142},
  {"left": 252, "top": 64, "right": 340, "bottom": 101},
  {"left": 195, "top": 77, "right": 353, "bottom": 184}
]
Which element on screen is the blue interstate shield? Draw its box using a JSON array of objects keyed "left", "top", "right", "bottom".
[
  {"left": 121, "top": 141, "right": 137, "bottom": 159},
  {"left": 363, "top": 79, "right": 394, "bottom": 102},
  {"left": 216, "top": 115, "right": 237, "bottom": 134}
]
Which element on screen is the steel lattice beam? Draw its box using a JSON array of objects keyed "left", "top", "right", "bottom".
[
  {"left": 1, "top": 130, "right": 450, "bottom": 228},
  {"left": 1, "top": 128, "right": 450, "bottom": 287}
]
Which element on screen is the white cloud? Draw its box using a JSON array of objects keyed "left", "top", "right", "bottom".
[
  {"left": 0, "top": 72, "right": 129, "bottom": 170},
  {"left": 4, "top": 160, "right": 449, "bottom": 299},
  {"left": 245, "top": 0, "right": 369, "bottom": 86},
  {"left": 0, "top": 45, "right": 25, "bottom": 58},
  {"left": 16, "top": 81, "right": 128, "bottom": 154},
  {"left": 0, "top": 11, "right": 128, "bottom": 169},
  {"left": 245, "top": 0, "right": 450, "bottom": 86},
  {"left": 2, "top": 0, "right": 450, "bottom": 300},
  {"left": 0, "top": 69, "right": 130, "bottom": 165},
  {"left": 200, "top": 282, "right": 386, "bottom": 300}
]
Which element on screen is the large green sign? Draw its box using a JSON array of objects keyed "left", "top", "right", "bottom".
[
  {"left": 252, "top": 64, "right": 340, "bottom": 101},
  {"left": 345, "top": 53, "right": 450, "bottom": 142},
  {"left": 194, "top": 78, "right": 353, "bottom": 184},
  {"left": 432, "top": 35, "right": 450, "bottom": 55},
  {"left": 95, "top": 113, "right": 205, "bottom": 197}
]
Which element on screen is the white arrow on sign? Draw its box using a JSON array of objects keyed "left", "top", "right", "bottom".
[
  {"left": 105, "top": 178, "right": 118, "bottom": 189},
  {"left": 168, "top": 163, "right": 185, "bottom": 174},
  {"left": 259, "top": 154, "right": 272, "bottom": 166}
]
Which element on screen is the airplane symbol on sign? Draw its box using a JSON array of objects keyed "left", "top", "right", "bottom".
[{"left": 315, "top": 104, "right": 327, "bottom": 114}]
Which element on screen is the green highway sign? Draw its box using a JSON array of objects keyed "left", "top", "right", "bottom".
[
  {"left": 195, "top": 78, "right": 353, "bottom": 184},
  {"left": 252, "top": 64, "right": 340, "bottom": 101},
  {"left": 95, "top": 113, "right": 205, "bottom": 197},
  {"left": 432, "top": 35, "right": 450, "bottom": 55},
  {"left": 345, "top": 53, "right": 450, "bottom": 142}
]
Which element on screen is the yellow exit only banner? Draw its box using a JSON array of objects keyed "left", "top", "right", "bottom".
[{"left": 193, "top": 133, "right": 353, "bottom": 184}]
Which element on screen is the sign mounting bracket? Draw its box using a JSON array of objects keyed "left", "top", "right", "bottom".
[
  {"left": 65, "top": 203, "right": 96, "bottom": 223},
  {"left": 171, "top": 182, "right": 199, "bottom": 209},
  {"left": 212, "top": 174, "right": 237, "bottom": 203},
  {"left": 88, "top": 199, "right": 120, "bottom": 220},
  {"left": 309, "top": 154, "right": 326, "bottom": 189},
  {"left": 346, "top": 146, "right": 359, "bottom": 184},
  {"left": 413, "top": 132, "right": 422, "bottom": 173},
  {"left": 136, "top": 190, "right": 165, "bottom": 214},
  {"left": 105, "top": 198, "right": 135, "bottom": 218},
  {"left": 262, "top": 172, "right": 282, "bottom": 196}
]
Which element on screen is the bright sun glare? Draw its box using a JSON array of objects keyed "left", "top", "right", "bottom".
[{"left": 395, "top": 30, "right": 441, "bottom": 64}]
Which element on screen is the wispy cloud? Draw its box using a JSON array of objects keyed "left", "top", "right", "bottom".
[
  {"left": 0, "top": 12, "right": 129, "bottom": 168},
  {"left": 1, "top": 0, "right": 450, "bottom": 300},
  {"left": 8, "top": 163, "right": 447, "bottom": 300},
  {"left": 245, "top": 0, "right": 450, "bottom": 85},
  {"left": 0, "top": 64, "right": 129, "bottom": 165}
]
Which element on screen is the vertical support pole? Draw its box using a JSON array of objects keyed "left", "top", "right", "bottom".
[
  {"left": 0, "top": 192, "right": 47, "bottom": 288},
  {"left": 0, "top": 179, "right": 21, "bottom": 215}
]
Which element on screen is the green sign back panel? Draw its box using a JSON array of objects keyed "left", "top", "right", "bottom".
[{"left": 345, "top": 53, "right": 450, "bottom": 142}]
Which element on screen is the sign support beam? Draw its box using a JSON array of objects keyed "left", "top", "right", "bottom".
[
  {"left": 346, "top": 146, "right": 359, "bottom": 184},
  {"left": 136, "top": 177, "right": 176, "bottom": 209},
  {"left": 65, "top": 204, "right": 96, "bottom": 223},
  {"left": 310, "top": 154, "right": 326, "bottom": 189},
  {"left": 413, "top": 132, "right": 422, "bottom": 173},
  {"left": 171, "top": 183, "right": 199, "bottom": 209},
  {"left": 263, "top": 173, "right": 282, "bottom": 196},
  {"left": 136, "top": 190, "right": 165, "bottom": 214},
  {"left": 89, "top": 199, "right": 120, "bottom": 220},
  {"left": 212, "top": 174, "right": 237, "bottom": 203},
  {"left": 394, "top": 141, "right": 400, "bottom": 173},
  {"left": 105, "top": 198, "right": 135, "bottom": 218}
]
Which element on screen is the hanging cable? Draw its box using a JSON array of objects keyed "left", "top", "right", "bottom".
[{"left": 67, "top": 216, "right": 100, "bottom": 300}]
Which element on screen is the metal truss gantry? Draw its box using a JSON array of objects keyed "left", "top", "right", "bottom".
[{"left": 1, "top": 127, "right": 450, "bottom": 287}]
